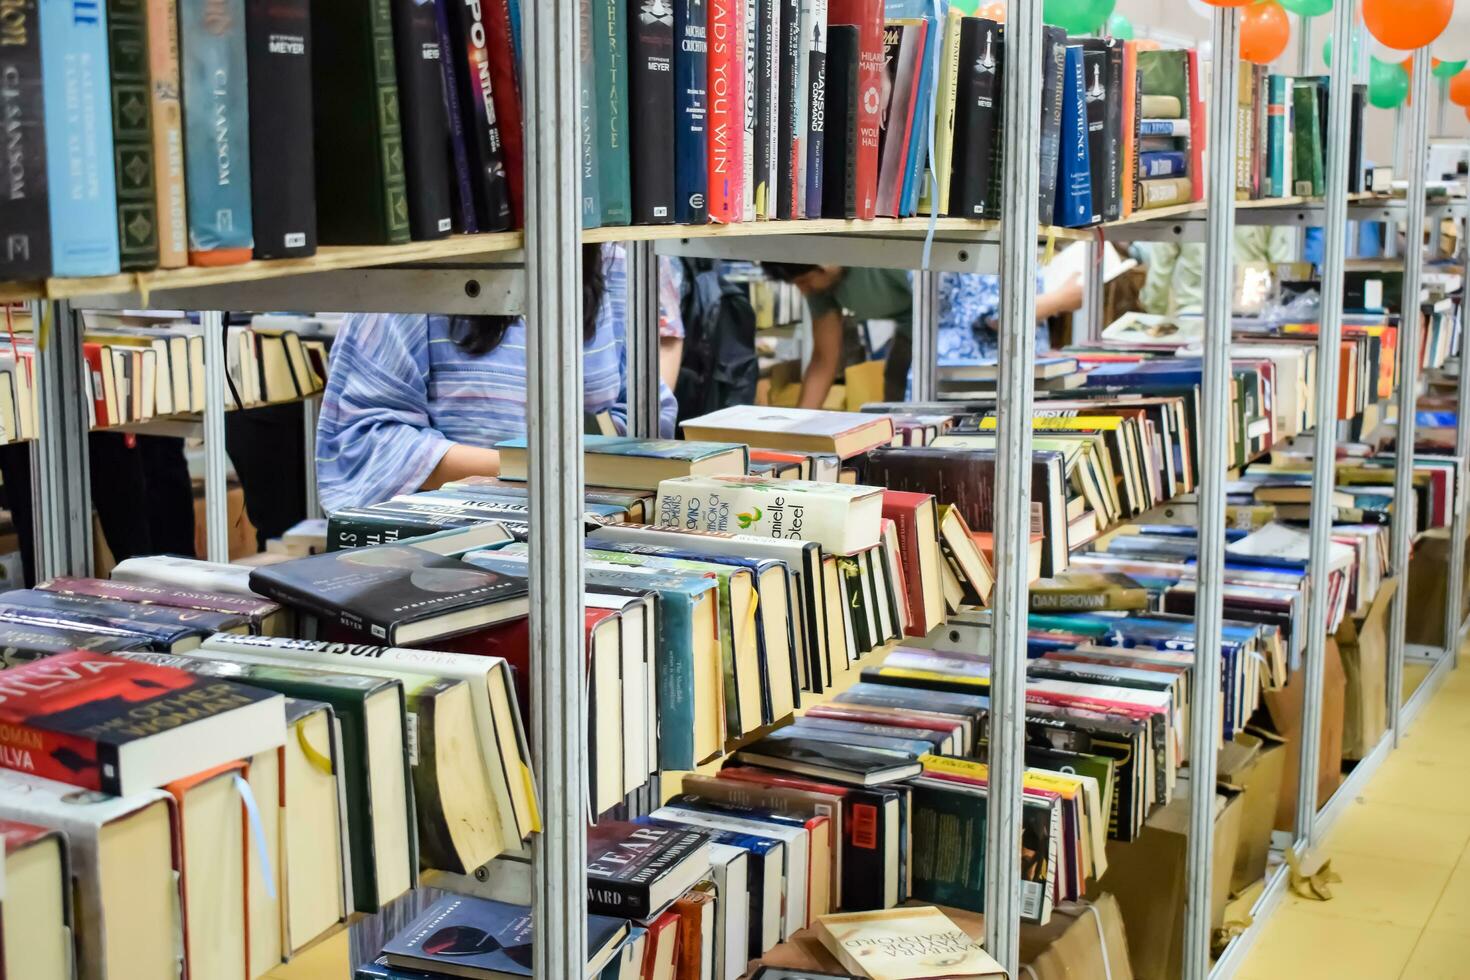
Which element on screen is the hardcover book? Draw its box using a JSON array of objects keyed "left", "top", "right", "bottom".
[
  {"left": 106, "top": 0, "right": 160, "bottom": 269},
  {"left": 706, "top": 0, "right": 745, "bottom": 222},
  {"left": 496, "top": 435, "right": 749, "bottom": 489},
  {"left": 245, "top": 0, "right": 317, "bottom": 257},
  {"left": 813, "top": 906, "right": 1004, "bottom": 979},
  {"left": 681, "top": 405, "right": 895, "bottom": 458},
  {"left": 775, "top": 0, "right": 799, "bottom": 218},
  {"left": 801, "top": 0, "right": 827, "bottom": 217},
  {"left": 593, "top": 0, "right": 632, "bottom": 225},
  {"left": 827, "top": 0, "right": 881, "bottom": 219},
  {"left": 579, "top": 0, "right": 601, "bottom": 227},
  {"left": 586, "top": 820, "right": 713, "bottom": 918},
  {"left": 876, "top": 18, "right": 924, "bottom": 218},
  {"left": 434, "top": 0, "right": 479, "bottom": 231},
  {"left": 733, "top": 732, "right": 921, "bottom": 785},
  {"left": 949, "top": 17, "right": 1000, "bottom": 219},
  {"left": 0, "top": 651, "right": 285, "bottom": 795},
  {"left": 0, "top": 621, "right": 150, "bottom": 669},
  {"left": 1053, "top": 45, "right": 1092, "bottom": 228},
  {"left": 248, "top": 545, "right": 531, "bottom": 644},
  {"left": 38, "top": 575, "right": 287, "bottom": 634},
  {"left": 752, "top": 0, "right": 777, "bottom": 219},
  {"left": 40, "top": 0, "right": 121, "bottom": 276},
  {"left": 312, "top": 0, "right": 413, "bottom": 243},
  {"left": 483, "top": 0, "right": 524, "bottom": 225},
  {"left": 1035, "top": 25, "right": 1067, "bottom": 226},
  {"left": 655, "top": 474, "right": 884, "bottom": 554},
  {"left": 820, "top": 23, "right": 858, "bottom": 218},
  {"left": 0, "top": 0, "right": 50, "bottom": 280},
  {"left": 178, "top": 0, "right": 255, "bottom": 262},
  {"left": 390, "top": 0, "right": 454, "bottom": 240},
  {"left": 1079, "top": 44, "right": 1107, "bottom": 225},
  {"left": 674, "top": 0, "right": 711, "bottom": 224},
  {"left": 146, "top": 0, "right": 188, "bottom": 265}
]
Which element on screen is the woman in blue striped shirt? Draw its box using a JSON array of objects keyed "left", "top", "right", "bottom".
[{"left": 317, "top": 244, "right": 681, "bottom": 512}]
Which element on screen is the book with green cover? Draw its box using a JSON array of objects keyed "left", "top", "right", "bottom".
[
  {"left": 592, "top": 0, "right": 631, "bottom": 226},
  {"left": 1029, "top": 572, "right": 1150, "bottom": 612},
  {"left": 1137, "top": 48, "right": 1189, "bottom": 103},
  {"left": 106, "top": 0, "right": 160, "bottom": 269},
  {"left": 1291, "top": 78, "right": 1323, "bottom": 197},
  {"left": 909, "top": 778, "right": 987, "bottom": 911}
]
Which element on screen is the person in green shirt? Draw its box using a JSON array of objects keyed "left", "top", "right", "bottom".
[
  {"left": 762, "top": 265, "right": 1084, "bottom": 407},
  {"left": 1137, "top": 227, "right": 1296, "bottom": 317}
]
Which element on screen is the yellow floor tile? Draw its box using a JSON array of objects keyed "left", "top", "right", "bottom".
[
  {"left": 1362, "top": 753, "right": 1470, "bottom": 814},
  {"left": 1328, "top": 800, "right": 1470, "bottom": 868},
  {"left": 1238, "top": 904, "right": 1423, "bottom": 980},
  {"left": 1401, "top": 930, "right": 1470, "bottom": 979},
  {"left": 1276, "top": 850, "right": 1454, "bottom": 929},
  {"left": 1426, "top": 851, "right": 1470, "bottom": 937}
]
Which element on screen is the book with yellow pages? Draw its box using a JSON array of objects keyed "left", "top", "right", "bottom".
[
  {"left": 681, "top": 406, "right": 896, "bottom": 459},
  {"left": 812, "top": 905, "right": 1005, "bottom": 979}
]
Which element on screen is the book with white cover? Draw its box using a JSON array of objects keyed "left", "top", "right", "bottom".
[
  {"left": 111, "top": 555, "right": 257, "bottom": 597},
  {"left": 680, "top": 406, "right": 896, "bottom": 459},
  {"left": 655, "top": 475, "right": 884, "bottom": 555}
]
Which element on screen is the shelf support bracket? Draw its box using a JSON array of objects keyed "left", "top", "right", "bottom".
[{"left": 30, "top": 300, "right": 93, "bottom": 579}]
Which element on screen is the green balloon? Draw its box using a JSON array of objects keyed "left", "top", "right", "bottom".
[
  {"left": 1368, "top": 57, "right": 1410, "bottom": 109},
  {"left": 1044, "top": 0, "right": 1102, "bottom": 34},
  {"left": 1323, "top": 34, "right": 1361, "bottom": 72},
  {"left": 1280, "top": 0, "right": 1332, "bottom": 15},
  {"left": 1107, "top": 11, "right": 1135, "bottom": 39},
  {"left": 1433, "top": 59, "right": 1468, "bottom": 79}
]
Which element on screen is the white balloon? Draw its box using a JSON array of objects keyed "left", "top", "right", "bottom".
[{"left": 1185, "top": 0, "right": 1214, "bottom": 22}]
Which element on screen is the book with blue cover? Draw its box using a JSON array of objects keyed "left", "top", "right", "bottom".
[
  {"left": 1054, "top": 45, "right": 1092, "bottom": 229},
  {"left": 39, "top": 0, "right": 121, "bottom": 276},
  {"left": 885, "top": 0, "right": 943, "bottom": 217},
  {"left": 383, "top": 895, "right": 628, "bottom": 978},
  {"left": 495, "top": 435, "right": 748, "bottom": 490},
  {"left": 1138, "top": 150, "right": 1187, "bottom": 179},
  {"left": 592, "top": 0, "right": 632, "bottom": 226},
  {"left": 178, "top": 0, "right": 255, "bottom": 262},
  {"left": 674, "top": 0, "right": 710, "bottom": 223}
]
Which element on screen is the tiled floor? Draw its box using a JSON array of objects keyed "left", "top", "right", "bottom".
[{"left": 1238, "top": 658, "right": 1470, "bottom": 979}]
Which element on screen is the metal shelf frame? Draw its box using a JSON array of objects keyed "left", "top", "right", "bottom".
[{"left": 7, "top": 1, "right": 1464, "bottom": 977}]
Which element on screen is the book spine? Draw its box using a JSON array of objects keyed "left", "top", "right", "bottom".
[
  {"left": 0, "top": 0, "right": 51, "bottom": 280},
  {"left": 1036, "top": 27, "right": 1065, "bottom": 227},
  {"left": 791, "top": 0, "right": 810, "bottom": 216},
  {"left": 178, "top": 0, "right": 255, "bottom": 263},
  {"left": 1138, "top": 151, "right": 1186, "bottom": 179},
  {"left": 674, "top": 0, "right": 710, "bottom": 224},
  {"left": 0, "top": 718, "right": 117, "bottom": 793},
  {"left": 1120, "top": 39, "right": 1137, "bottom": 219},
  {"left": 1185, "top": 47, "right": 1204, "bottom": 202},
  {"left": 390, "top": 0, "right": 454, "bottom": 241},
  {"left": 484, "top": 0, "right": 524, "bottom": 226},
  {"left": 586, "top": 878, "right": 651, "bottom": 919},
  {"left": 818, "top": 23, "right": 852, "bottom": 218},
  {"left": 434, "top": 0, "right": 479, "bottom": 232},
  {"left": 1265, "top": 75, "right": 1283, "bottom": 197},
  {"left": 1081, "top": 49, "right": 1105, "bottom": 225},
  {"left": 627, "top": 0, "right": 675, "bottom": 224},
  {"left": 949, "top": 18, "right": 998, "bottom": 220},
  {"left": 593, "top": 0, "right": 630, "bottom": 225},
  {"left": 740, "top": 0, "right": 755, "bottom": 221},
  {"left": 1136, "top": 119, "right": 1187, "bottom": 136},
  {"left": 1056, "top": 47, "right": 1092, "bottom": 228},
  {"left": 1102, "top": 40, "right": 1123, "bottom": 223},
  {"left": 919, "top": 9, "right": 959, "bottom": 216},
  {"left": 1136, "top": 176, "right": 1192, "bottom": 210},
  {"left": 578, "top": 0, "right": 600, "bottom": 227},
  {"left": 875, "top": 22, "right": 920, "bottom": 218},
  {"left": 1234, "top": 63, "right": 1252, "bottom": 200},
  {"left": 775, "top": 0, "right": 798, "bottom": 219},
  {"left": 841, "top": 25, "right": 858, "bottom": 217},
  {"left": 40, "top": 0, "right": 121, "bottom": 276},
  {"left": 706, "top": 0, "right": 743, "bottom": 222},
  {"left": 802, "top": 0, "right": 825, "bottom": 218},
  {"left": 245, "top": 0, "right": 316, "bottom": 258},
  {"left": 899, "top": 6, "right": 934, "bottom": 217},
  {"left": 843, "top": 0, "right": 880, "bottom": 220},
  {"left": 751, "top": 0, "right": 773, "bottom": 219},
  {"left": 106, "top": 0, "right": 159, "bottom": 269},
  {"left": 447, "top": 0, "right": 511, "bottom": 232}
]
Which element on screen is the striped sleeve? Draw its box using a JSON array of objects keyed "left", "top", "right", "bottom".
[{"left": 315, "top": 314, "right": 455, "bottom": 512}]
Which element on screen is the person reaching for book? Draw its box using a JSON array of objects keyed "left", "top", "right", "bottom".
[
  {"left": 761, "top": 265, "right": 1083, "bottom": 408},
  {"left": 316, "top": 244, "right": 682, "bottom": 512}
]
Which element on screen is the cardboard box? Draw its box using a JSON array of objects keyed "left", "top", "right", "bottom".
[
  {"left": 1335, "top": 576, "right": 1397, "bottom": 760},
  {"left": 1264, "top": 634, "right": 1346, "bottom": 832},
  {"left": 1405, "top": 527, "right": 1470, "bottom": 649},
  {"left": 1097, "top": 779, "right": 1244, "bottom": 980},
  {"left": 1019, "top": 893, "right": 1134, "bottom": 980},
  {"left": 1217, "top": 729, "right": 1288, "bottom": 895}
]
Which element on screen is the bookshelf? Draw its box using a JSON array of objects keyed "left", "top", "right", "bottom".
[{"left": 4, "top": 2, "right": 1465, "bottom": 979}]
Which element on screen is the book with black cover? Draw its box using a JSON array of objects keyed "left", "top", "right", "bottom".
[
  {"left": 628, "top": 0, "right": 677, "bottom": 223},
  {"left": 391, "top": 0, "right": 454, "bottom": 240},
  {"left": 106, "top": 0, "right": 160, "bottom": 269},
  {"left": 245, "top": 0, "right": 317, "bottom": 258},
  {"left": 440, "top": 0, "right": 513, "bottom": 231},
  {"left": 311, "top": 0, "right": 411, "bottom": 243},
  {"left": 586, "top": 820, "right": 713, "bottom": 918},
  {"left": 776, "top": 0, "right": 800, "bottom": 219},
  {"left": 1079, "top": 43, "right": 1109, "bottom": 225},
  {"left": 821, "top": 24, "right": 858, "bottom": 218},
  {"left": 803, "top": 6, "right": 826, "bottom": 218},
  {"left": 385, "top": 895, "right": 628, "bottom": 978},
  {"left": 0, "top": 622, "right": 150, "bottom": 669},
  {"left": 752, "top": 0, "right": 777, "bottom": 219},
  {"left": 0, "top": 0, "right": 48, "bottom": 280},
  {"left": 673, "top": 0, "right": 710, "bottom": 224},
  {"left": 0, "top": 590, "right": 245, "bottom": 650},
  {"left": 1036, "top": 25, "right": 1066, "bottom": 227},
  {"left": 733, "top": 732, "right": 922, "bottom": 785},
  {"left": 249, "top": 545, "right": 531, "bottom": 644},
  {"left": 1102, "top": 38, "right": 1124, "bottom": 222},
  {"left": 949, "top": 17, "right": 1000, "bottom": 219},
  {"left": 432, "top": 0, "right": 479, "bottom": 231}
]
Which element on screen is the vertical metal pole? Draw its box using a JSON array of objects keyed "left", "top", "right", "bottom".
[
  {"left": 1298, "top": 0, "right": 1357, "bottom": 847},
  {"left": 984, "top": 0, "right": 1040, "bottom": 971},
  {"left": 910, "top": 269, "right": 938, "bottom": 402},
  {"left": 1446, "top": 208, "right": 1470, "bottom": 664},
  {"left": 1295, "top": 12, "right": 1312, "bottom": 75},
  {"left": 200, "top": 311, "right": 229, "bottom": 563},
  {"left": 524, "top": 0, "right": 586, "bottom": 974},
  {"left": 1081, "top": 236, "right": 1105, "bottom": 344},
  {"left": 302, "top": 394, "right": 321, "bottom": 520},
  {"left": 625, "top": 240, "right": 662, "bottom": 438},
  {"left": 1436, "top": 78, "right": 1448, "bottom": 136},
  {"left": 31, "top": 300, "right": 94, "bottom": 579},
  {"left": 1387, "top": 51, "right": 1433, "bottom": 742},
  {"left": 1184, "top": 13, "right": 1239, "bottom": 980}
]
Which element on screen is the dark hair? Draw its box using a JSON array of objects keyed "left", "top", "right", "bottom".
[
  {"left": 760, "top": 262, "right": 821, "bottom": 283},
  {"left": 451, "top": 243, "right": 606, "bottom": 355}
]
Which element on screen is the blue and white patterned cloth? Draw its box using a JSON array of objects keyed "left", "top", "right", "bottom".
[
  {"left": 934, "top": 272, "right": 1052, "bottom": 364},
  {"left": 316, "top": 245, "right": 680, "bottom": 512}
]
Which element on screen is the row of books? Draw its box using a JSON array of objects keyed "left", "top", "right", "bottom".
[
  {"left": 1235, "top": 69, "right": 1367, "bottom": 201},
  {"left": 0, "top": 0, "right": 528, "bottom": 283}
]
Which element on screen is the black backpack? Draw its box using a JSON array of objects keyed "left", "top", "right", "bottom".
[{"left": 674, "top": 258, "right": 759, "bottom": 423}]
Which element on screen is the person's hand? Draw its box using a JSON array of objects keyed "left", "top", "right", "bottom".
[{"left": 1037, "top": 273, "right": 1085, "bottom": 320}]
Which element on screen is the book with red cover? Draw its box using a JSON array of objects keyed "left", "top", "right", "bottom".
[
  {"left": 673, "top": 889, "right": 714, "bottom": 980},
  {"left": 880, "top": 490, "right": 940, "bottom": 637},
  {"left": 827, "top": 0, "right": 884, "bottom": 219},
  {"left": 643, "top": 908, "right": 682, "bottom": 979},
  {"left": 1186, "top": 48, "right": 1206, "bottom": 202},
  {"left": 485, "top": 0, "right": 525, "bottom": 226},
  {"left": 706, "top": 0, "right": 746, "bottom": 222},
  {"left": 39, "top": 576, "right": 285, "bottom": 633},
  {"left": 0, "top": 651, "right": 286, "bottom": 795},
  {"left": 80, "top": 343, "right": 113, "bottom": 427}
]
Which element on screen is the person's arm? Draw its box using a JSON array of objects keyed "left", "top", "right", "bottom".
[
  {"left": 798, "top": 308, "right": 846, "bottom": 409},
  {"left": 657, "top": 256, "right": 686, "bottom": 389},
  {"left": 659, "top": 336, "right": 684, "bottom": 388},
  {"left": 422, "top": 445, "right": 501, "bottom": 489},
  {"left": 316, "top": 314, "right": 476, "bottom": 512},
  {"left": 1035, "top": 272, "right": 1085, "bottom": 321}
]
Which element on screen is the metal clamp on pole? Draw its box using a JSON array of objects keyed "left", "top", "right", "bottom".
[
  {"left": 1183, "top": 12, "right": 1240, "bottom": 980},
  {"left": 911, "top": 269, "right": 939, "bottom": 403},
  {"left": 29, "top": 300, "right": 94, "bottom": 579},
  {"left": 1296, "top": 0, "right": 1358, "bottom": 850},
  {"left": 983, "top": 0, "right": 1041, "bottom": 971},
  {"left": 200, "top": 311, "right": 230, "bottom": 564},
  {"left": 626, "top": 240, "right": 662, "bottom": 439},
  {"left": 1387, "top": 50, "right": 1434, "bottom": 744},
  {"left": 524, "top": 0, "right": 588, "bottom": 974}
]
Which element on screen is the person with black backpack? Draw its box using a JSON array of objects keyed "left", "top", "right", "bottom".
[{"left": 673, "top": 257, "right": 761, "bottom": 424}]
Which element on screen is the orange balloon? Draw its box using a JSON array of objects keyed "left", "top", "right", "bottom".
[
  {"left": 1135, "top": 38, "right": 1163, "bottom": 51},
  {"left": 1362, "top": 0, "right": 1453, "bottom": 52},
  {"left": 977, "top": 0, "right": 1006, "bottom": 19},
  {"left": 1204, "top": 0, "right": 1254, "bottom": 5},
  {"left": 1240, "top": 2, "right": 1291, "bottom": 64},
  {"left": 1451, "top": 71, "right": 1470, "bottom": 107}
]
